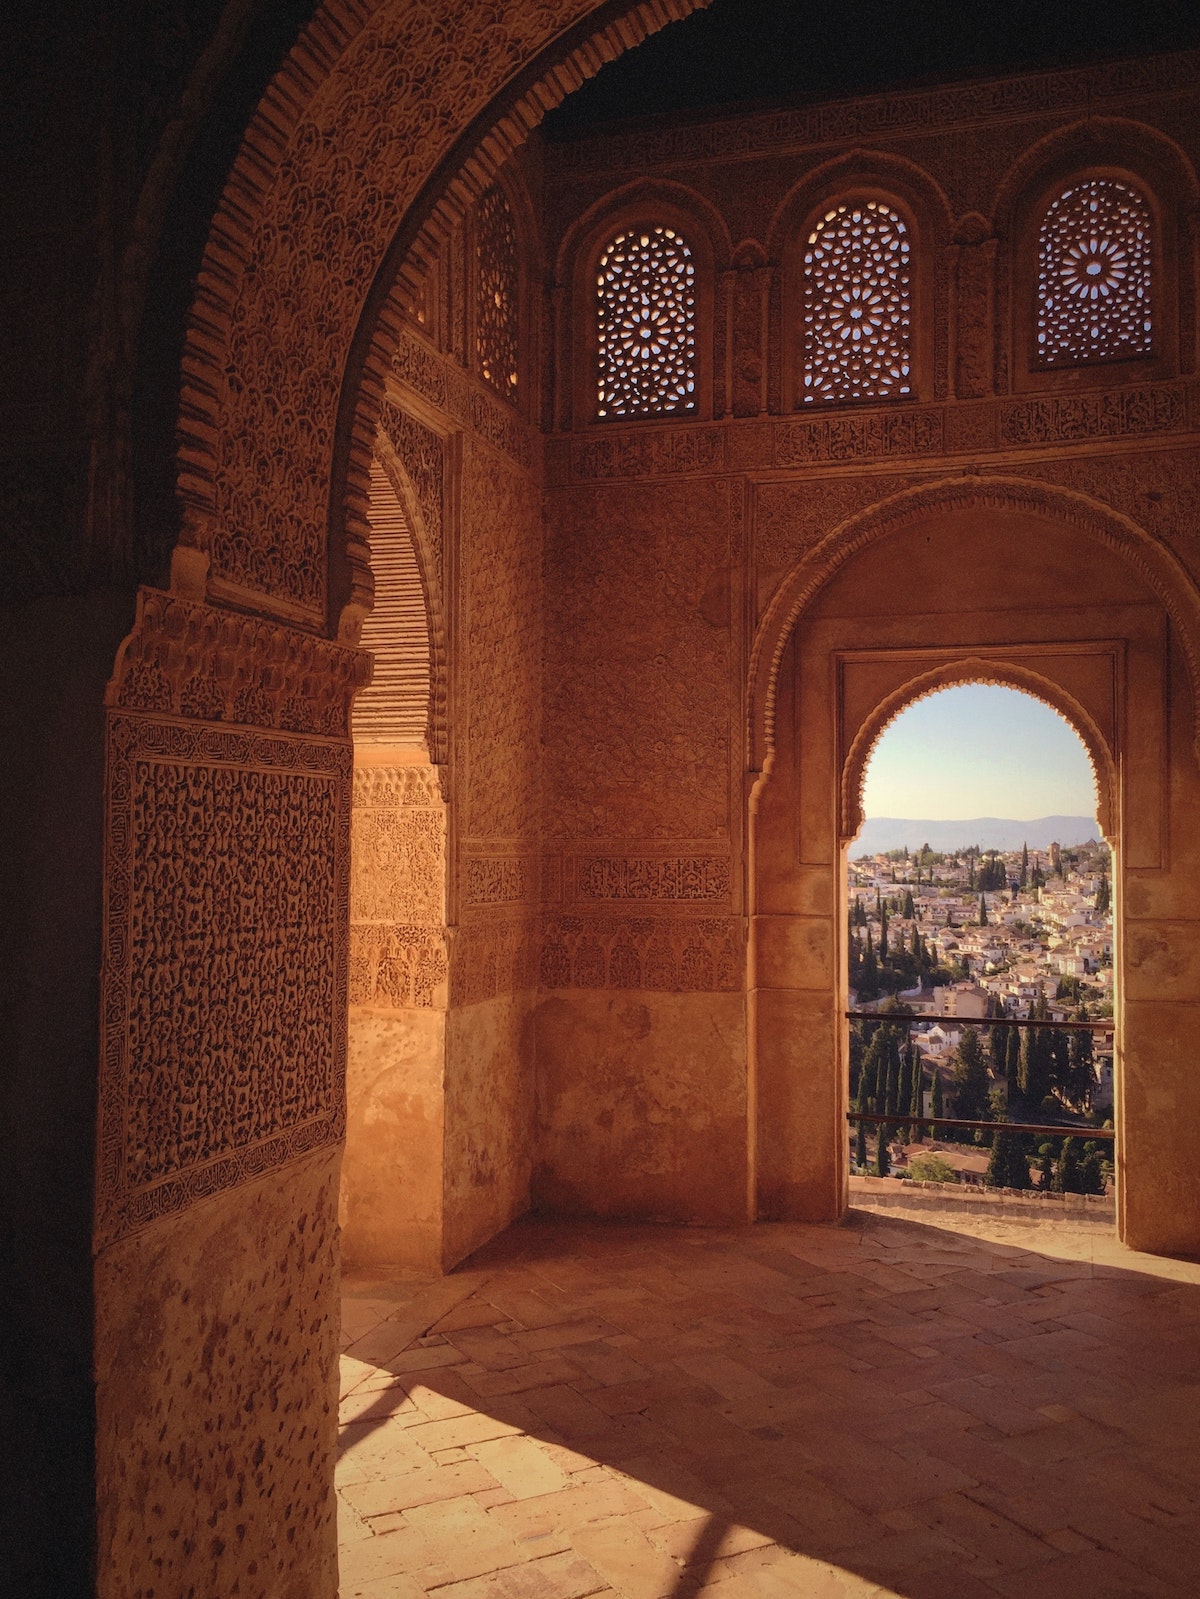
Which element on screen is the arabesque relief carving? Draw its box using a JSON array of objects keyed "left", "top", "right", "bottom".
[
  {"left": 451, "top": 914, "right": 540, "bottom": 1006},
  {"left": 391, "top": 331, "right": 534, "bottom": 468},
  {"left": 98, "top": 715, "right": 349, "bottom": 1246},
  {"left": 379, "top": 401, "right": 445, "bottom": 587},
  {"left": 576, "top": 855, "right": 731, "bottom": 900},
  {"left": 349, "top": 926, "right": 449, "bottom": 1009},
  {"left": 540, "top": 915, "right": 742, "bottom": 992},
  {"left": 107, "top": 589, "right": 369, "bottom": 737},
  {"left": 466, "top": 858, "right": 530, "bottom": 904}
]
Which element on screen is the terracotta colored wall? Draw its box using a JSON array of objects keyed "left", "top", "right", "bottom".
[{"left": 95, "top": 1149, "right": 340, "bottom": 1599}]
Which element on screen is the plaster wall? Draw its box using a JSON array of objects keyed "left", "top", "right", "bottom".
[
  {"left": 94, "top": 1148, "right": 340, "bottom": 1599},
  {"left": 534, "top": 989, "right": 748, "bottom": 1221}
]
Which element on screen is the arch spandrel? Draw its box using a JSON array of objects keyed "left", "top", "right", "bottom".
[
  {"left": 839, "top": 659, "right": 1116, "bottom": 847},
  {"left": 747, "top": 474, "right": 1200, "bottom": 775},
  {"left": 173, "top": 0, "right": 715, "bottom": 639}
]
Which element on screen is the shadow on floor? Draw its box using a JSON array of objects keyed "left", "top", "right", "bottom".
[{"left": 336, "top": 1208, "right": 1200, "bottom": 1598}]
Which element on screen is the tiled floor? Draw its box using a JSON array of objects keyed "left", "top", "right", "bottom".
[{"left": 338, "top": 1204, "right": 1200, "bottom": 1597}]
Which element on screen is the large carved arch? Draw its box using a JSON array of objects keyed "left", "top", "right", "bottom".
[
  {"left": 747, "top": 474, "right": 1200, "bottom": 772},
  {"left": 172, "top": 0, "right": 714, "bottom": 642}
]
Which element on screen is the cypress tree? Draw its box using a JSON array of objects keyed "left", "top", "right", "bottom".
[
  {"left": 1067, "top": 1006, "right": 1094, "bottom": 1110},
  {"left": 1020, "top": 842, "right": 1029, "bottom": 888},
  {"left": 1054, "top": 1137, "right": 1082, "bottom": 1193},
  {"left": 978, "top": 894, "right": 988, "bottom": 926},
  {"left": 1006, "top": 1026, "right": 1020, "bottom": 1100},
  {"left": 883, "top": 1030, "right": 902, "bottom": 1117},
  {"left": 911, "top": 1057, "right": 926, "bottom": 1142},
  {"left": 953, "top": 1027, "right": 990, "bottom": 1121},
  {"left": 874, "top": 1125, "right": 891, "bottom": 1177},
  {"left": 930, "top": 1068, "right": 943, "bottom": 1127},
  {"left": 897, "top": 1043, "right": 913, "bottom": 1136},
  {"left": 903, "top": 889, "right": 915, "bottom": 919},
  {"left": 1095, "top": 873, "right": 1111, "bottom": 916},
  {"left": 1036, "top": 1142, "right": 1056, "bottom": 1189},
  {"left": 1080, "top": 1142, "right": 1106, "bottom": 1196},
  {"left": 855, "top": 1116, "right": 868, "bottom": 1171}
]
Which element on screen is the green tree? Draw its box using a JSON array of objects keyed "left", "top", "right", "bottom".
[
  {"left": 986, "top": 1128, "right": 1031, "bottom": 1190},
  {"left": 930, "top": 1068, "right": 943, "bottom": 1126},
  {"left": 1035, "top": 1141, "right": 1056, "bottom": 1190},
  {"left": 859, "top": 927, "right": 879, "bottom": 1000},
  {"left": 953, "top": 1027, "right": 991, "bottom": 1120},
  {"left": 1095, "top": 873, "right": 1111, "bottom": 916},
  {"left": 978, "top": 894, "right": 988, "bottom": 926},
  {"left": 1066, "top": 1007, "right": 1094, "bottom": 1111},
  {"left": 1080, "top": 1141, "right": 1107, "bottom": 1196},
  {"left": 907, "top": 1152, "right": 958, "bottom": 1183},
  {"left": 874, "top": 1125, "right": 891, "bottom": 1177},
  {"left": 1020, "top": 841, "right": 1029, "bottom": 888},
  {"left": 854, "top": 1116, "right": 868, "bottom": 1172},
  {"left": 1018, "top": 988, "right": 1053, "bottom": 1106},
  {"left": 903, "top": 889, "right": 915, "bottom": 919},
  {"left": 910, "top": 1054, "right": 925, "bottom": 1141},
  {"left": 1054, "top": 1137, "right": 1082, "bottom": 1193}
]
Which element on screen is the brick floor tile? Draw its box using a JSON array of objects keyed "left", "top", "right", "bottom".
[
  {"left": 469, "top": 1436, "right": 573, "bottom": 1501},
  {"left": 338, "top": 1524, "right": 434, "bottom": 1585},
  {"left": 342, "top": 1462, "right": 501, "bottom": 1519},
  {"left": 568, "top": 1517, "right": 687, "bottom": 1599},
  {"left": 430, "top": 1550, "right": 610, "bottom": 1599},
  {"left": 406, "top": 1411, "right": 524, "bottom": 1453}
]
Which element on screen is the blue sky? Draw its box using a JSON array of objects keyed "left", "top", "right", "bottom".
[{"left": 862, "top": 684, "right": 1099, "bottom": 819}]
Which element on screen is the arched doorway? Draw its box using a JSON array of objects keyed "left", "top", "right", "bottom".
[
  {"left": 748, "top": 478, "right": 1191, "bottom": 1255},
  {"left": 845, "top": 680, "right": 1114, "bottom": 1202}
]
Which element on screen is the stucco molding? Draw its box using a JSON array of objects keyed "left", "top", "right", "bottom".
[
  {"left": 839, "top": 656, "right": 1117, "bottom": 846},
  {"left": 746, "top": 474, "right": 1200, "bottom": 772}
]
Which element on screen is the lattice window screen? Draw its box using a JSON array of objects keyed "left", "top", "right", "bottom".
[
  {"left": 802, "top": 200, "right": 912, "bottom": 404},
  {"left": 353, "top": 456, "right": 431, "bottom": 747},
  {"left": 1036, "top": 178, "right": 1152, "bottom": 367},
  {"left": 596, "top": 227, "right": 696, "bottom": 417},
  {"left": 476, "top": 186, "right": 520, "bottom": 402}
]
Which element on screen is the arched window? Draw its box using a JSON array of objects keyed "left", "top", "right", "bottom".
[
  {"left": 803, "top": 200, "right": 912, "bottom": 404},
  {"left": 1035, "top": 178, "right": 1153, "bottom": 367},
  {"left": 475, "top": 184, "right": 521, "bottom": 402},
  {"left": 596, "top": 226, "right": 696, "bottom": 418}
]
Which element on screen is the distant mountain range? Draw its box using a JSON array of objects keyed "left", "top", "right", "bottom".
[{"left": 853, "top": 815, "right": 1100, "bottom": 855}]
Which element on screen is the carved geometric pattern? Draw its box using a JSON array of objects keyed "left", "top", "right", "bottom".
[
  {"left": 98, "top": 715, "right": 349, "bottom": 1245},
  {"left": 466, "top": 858, "right": 530, "bottom": 904},
  {"left": 475, "top": 185, "right": 520, "bottom": 404},
  {"left": 803, "top": 201, "right": 912, "bottom": 404},
  {"left": 540, "top": 915, "right": 742, "bottom": 992},
  {"left": 597, "top": 227, "right": 696, "bottom": 418},
  {"left": 576, "top": 856, "right": 731, "bottom": 901},
  {"left": 1037, "top": 178, "right": 1153, "bottom": 367},
  {"left": 348, "top": 926, "right": 449, "bottom": 1009},
  {"left": 107, "top": 589, "right": 369, "bottom": 739}
]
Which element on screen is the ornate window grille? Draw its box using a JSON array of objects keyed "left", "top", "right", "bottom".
[
  {"left": 1036, "top": 178, "right": 1152, "bottom": 367},
  {"left": 596, "top": 226, "right": 696, "bottom": 418},
  {"left": 803, "top": 200, "right": 912, "bottom": 404},
  {"left": 475, "top": 186, "right": 520, "bottom": 402}
]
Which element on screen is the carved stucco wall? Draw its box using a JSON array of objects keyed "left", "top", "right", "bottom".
[{"left": 534, "top": 58, "right": 1200, "bottom": 1224}]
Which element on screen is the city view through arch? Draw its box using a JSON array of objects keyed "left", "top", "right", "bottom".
[{"left": 847, "top": 684, "right": 1114, "bottom": 1205}]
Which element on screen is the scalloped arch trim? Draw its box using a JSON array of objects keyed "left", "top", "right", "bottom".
[{"left": 841, "top": 660, "right": 1115, "bottom": 847}]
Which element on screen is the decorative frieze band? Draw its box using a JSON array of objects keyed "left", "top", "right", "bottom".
[
  {"left": 352, "top": 764, "right": 445, "bottom": 808},
  {"left": 575, "top": 855, "right": 731, "bottom": 902},
  {"left": 549, "top": 51, "right": 1199, "bottom": 177},
  {"left": 540, "top": 915, "right": 743, "bottom": 993},
  {"left": 108, "top": 588, "right": 370, "bottom": 739},
  {"left": 349, "top": 924, "right": 449, "bottom": 1009},
  {"left": 546, "top": 382, "right": 1198, "bottom": 485},
  {"left": 465, "top": 857, "right": 531, "bottom": 904}
]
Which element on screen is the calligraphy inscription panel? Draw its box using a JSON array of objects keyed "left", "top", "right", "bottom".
[{"left": 99, "top": 715, "right": 350, "bottom": 1245}]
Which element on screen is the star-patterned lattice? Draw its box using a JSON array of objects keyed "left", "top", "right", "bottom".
[
  {"left": 1036, "top": 178, "right": 1152, "bottom": 367},
  {"left": 597, "top": 227, "right": 696, "bottom": 418},
  {"left": 802, "top": 201, "right": 912, "bottom": 404}
]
